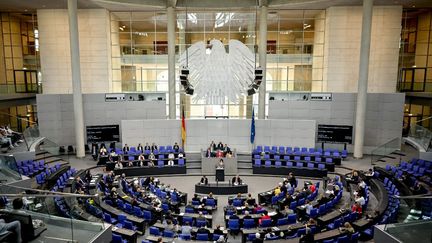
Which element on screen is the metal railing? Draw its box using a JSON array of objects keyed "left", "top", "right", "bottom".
[
  {"left": 0, "top": 83, "right": 41, "bottom": 94},
  {"left": 408, "top": 122, "right": 432, "bottom": 152},
  {"left": 370, "top": 137, "right": 401, "bottom": 165}
]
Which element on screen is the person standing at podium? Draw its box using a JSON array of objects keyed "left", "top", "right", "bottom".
[{"left": 216, "top": 159, "right": 224, "bottom": 169}]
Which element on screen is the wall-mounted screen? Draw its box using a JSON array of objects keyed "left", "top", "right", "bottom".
[
  {"left": 317, "top": 124, "right": 353, "bottom": 144},
  {"left": 86, "top": 125, "right": 120, "bottom": 142}
]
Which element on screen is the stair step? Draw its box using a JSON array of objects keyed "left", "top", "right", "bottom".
[
  {"left": 187, "top": 168, "right": 202, "bottom": 174},
  {"left": 186, "top": 165, "right": 202, "bottom": 169}
]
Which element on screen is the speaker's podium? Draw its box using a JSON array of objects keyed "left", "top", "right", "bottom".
[{"left": 216, "top": 168, "right": 225, "bottom": 182}]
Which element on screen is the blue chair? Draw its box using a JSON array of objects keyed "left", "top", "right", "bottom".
[
  {"left": 149, "top": 226, "right": 161, "bottom": 236},
  {"left": 213, "top": 234, "right": 223, "bottom": 241},
  {"left": 260, "top": 219, "right": 272, "bottom": 227},
  {"left": 206, "top": 198, "right": 216, "bottom": 207},
  {"left": 318, "top": 163, "right": 325, "bottom": 170},
  {"left": 124, "top": 220, "right": 137, "bottom": 231},
  {"left": 275, "top": 161, "right": 282, "bottom": 167},
  {"left": 196, "top": 219, "right": 207, "bottom": 227},
  {"left": 265, "top": 160, "right": 271, "bottom": 167},
  {"left": 323, "top": 240, "right": 334, "bottom": 243},
  {"left": 157, "top": 160, "right": 164, "bottom": 167},
  {"left": 297, "top": 228, "right": 306, "bottom": 237},
  {"left": 289, "top": 201, "right": 297, "bottom": 210},
  {"left": 244, "top": 219, "right": 256, "bottom": 229},
  {"left": 247, "top": 233, "right": 257, "bottom": 241},
  {"left": 179, "top": 234, "right": 191, "bottom": 240},
  {"left": 163, "top": 230, "right": 175, "bottom": 238},
  {"left": 298, "top": 198, "right": 305, "bottom": 206},
  {"left": 296, "top": 162, "right": 304, "bottom": 168},
  {"left": 228, "top": 219, "right": 240, "bottom": 234},
  {"left": 103, "top": 213, "right": 117, "bottom": 224},
  {"left": 327, "top": 218, "right": 342, "bottom": 229},
  {"left": 112, "top": 233, "right": 127, "bottom": 243},
  {"left": 294, "top": 156, "right": 301, "bottom": 161},
  {"left": 178, "top": 158, "right": 185, "bottom": 166},
  {"left": 185, "top": 207, "right": 195, "bottom": 213},
  {"left": 287, "top": 161, "right": 293, "bottom": 168},
  {"left": 307, "top": 162, "right": 314, "bottom": 169},
  {"left": 315, "top": 157, "right": 322, "bottom": 162},
  {"left": 305, "top": 157, "right": 311, "bottom": 162},
  {"left": 197, "top": 233, "right": 209, "bottom": 241},
  {"left": 288, "top": 214, "right": 297, "bottom": 224},
  {"left": 308, "top": 208, "right": 318, "bottom": 218},
  {"left": 254, "top": 159, "right": 261, "bottom": 166},
  {"left": 337, "top": 235, "right": 349, "bottom": 243},
  {"left": 277, "top": 217, "right": 288, "bottom": 225},
  {"left": 318, "top": 204, "right": 326, "bottom": 215},
  {"left": 183, "top": 216, "right": 193, "bottom": 225},
  {"left": 233, "top": 199, "right": 242, "bottom": 207},
  {"left": 326, "top": 157, "right": 333, "bottom": 163},
  {"left": 143, "top": 210, "right": 152, "bottom": 222},
  {"left": 125, "top": 203, "right": 134, "bottom": 214},
  {"left": 351, "top": 232, "right": 359, "bottom": 243}
]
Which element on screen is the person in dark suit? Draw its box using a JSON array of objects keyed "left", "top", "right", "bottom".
[
  {"left": 243, "top": 211, "right": 252, "bottom": 219},
  {"left": 123, "top": 144, "right": 130, "bottom": 153},
  {"left": 232, "top": 175, "right": 242, "bottom": 185},
  {"left": 144, "top": 143, "right": 151, "bottom": 151},
  {"left": 223, "top": 144, "right": 231, "bottom": 154},
  {"left": 173, "top": 142, "right": 180, "bottom": 152},
  {"left": 217, "top": 142, "right": 224, "bottom": 150},
  {"left": 200, "top": 176, "right": 208, "bottom": 185},
  {"left": 205, "top": 147, "right": 212, "bottom": 158},
  {"left": 213, "top": 225, "right": 224, "bottom": 236},
  {"left": 151, "top": 143, "right": 158, "bottom": 151},
  {"left": 196, "top": 226, "right": 210, "bottom": 239},
  {"left": 137, "top": 143, "right": 143, "bottom": 152}
]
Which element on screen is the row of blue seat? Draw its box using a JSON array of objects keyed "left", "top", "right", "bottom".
[{"left": 254, "top": 159, "right": 327, "bottom": 170}]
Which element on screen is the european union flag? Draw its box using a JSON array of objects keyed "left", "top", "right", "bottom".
[{"left": 250, "top": 107, "right": 255, "bottom": 144}]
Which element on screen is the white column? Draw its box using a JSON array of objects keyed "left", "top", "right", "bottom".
[
  {"left": 168, "top": 6, "right": 176, "bottom": 119},
  {"left": 354, "top": 0, "right": 374, "bottom": 158},
  {"left": 67, "top": 0, "right": 85, "bottom": 157},
  {"left": 258, "top": 5, "right": 268, "bottom": 119}
]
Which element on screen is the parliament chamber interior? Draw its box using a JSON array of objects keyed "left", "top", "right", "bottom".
[{"left": 0, "top": 0, "right": 432, "bottom": 242}]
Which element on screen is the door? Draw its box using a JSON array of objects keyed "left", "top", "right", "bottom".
[
  {"left": 399, "top": 68, "right": 426, "bottom": 92},
  {"left": 13, "top": 70, "right": 38, "bottom": 93}
]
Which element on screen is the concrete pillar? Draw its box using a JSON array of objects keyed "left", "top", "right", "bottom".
[
  {"left": 167, "top": 6, "right": 176, "bottom": 119},
  {"left": 354, "top": 0, "right": 374, "bottom": 158},
  {"left": 258, "top": 5, "right": 268, "bottom": 119},
  {"left": 67, "top": 0, "right": 85, "bottom": 157}
]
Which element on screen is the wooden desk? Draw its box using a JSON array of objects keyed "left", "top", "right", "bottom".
[
  {"left": 152, "top": 222, "right": 228, "bottom": 235},
  {"left": 317, "top": 209, "right": 349, "bottom": 226},
  {"left": 112, "top": 227, "right": 137, "bottom": 242},
  {"left": 314, "top": 228, "right": 345, "bottom": 241}
]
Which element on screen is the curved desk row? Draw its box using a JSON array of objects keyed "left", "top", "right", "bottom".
[
  {"left": 195, "top": 183, "right": 248, "bottom": 195},
  {"left": 113, "top": 166, "right": 186, "bottom": 177},
  {"left": 253, "top": 166, "right": 327, "bottom": 178}
]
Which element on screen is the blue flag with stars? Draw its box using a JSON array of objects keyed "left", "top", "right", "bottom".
[{"left": 250, "top": 107, "right": 255, "bottom": 144}]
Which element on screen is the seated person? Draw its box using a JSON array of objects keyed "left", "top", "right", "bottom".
[
  {"left": 226, "top": 151, "right": 233, "bottom": 158},
  {"left": 173, "top": 142, "right": 180, "bottom": 152},
  {"left": 114, "top": 160, "right": 123, "bottom": 169},
  {"left": 200, "top": 176, "right": 208, "bottom": 185},
  {"left": 264, "top": 228, "right": 277, "bottom": 240},
  {"left": 253, "top": 233, "right": 263, "bottom": 243},
  {"left": 137, "top": 143, "right": 143, "bottom": 152},
  {"left": 305, "top": 201, "right": 314, "bottom": 215},
  {"left": 354, "top": 194, "right": 365, "bottom": 207},
  {"left": 123, "top": 144, "right": 130, "bottom": 153},
  {"left": 151, "top": 143, "right": 158, "bottom": 151},
  {"left": 358, "top": 178, "right": 366, "bottom": 190},
  {"left": 232, "top": 175, "right": 242, "bottom": 185},
  {"left": 144, "top": 143, "right": 151, "bottom": 151},
  {"left": 181, "top": 222, "right": 192, "bottom": 235},
  {"left": 0, "top": 219, "right": 22, "bottom": 243},
  {"left": 348, "top": 170, "right": 360, "bottom": 183},
  {"left": 178, "top": 152, "right": 184, "bottom": 158},
  {"left": 215, "top": 149, "right": 224, "bottom": 158},
  {"left": 243, "top": 210, "right": 252, "bottom": 219},
  {"left": 305, "top": 218, "right": 317, "bottom": 227},
  {"left": 258, "top": 212, "right": 271, "bottom": 225},
  {"left": 196, "top": 225, "right": 210, "bottom": 239},
  {"left": 351, "top": 202, "right": 362, "bottom": 216},
  {"left": 288, "top": 173, "right": 297, "bottom": 188},
  {"left": 148, "top": 159, "right": 155, "bottom": 167},
  {"left": 99, "top": 146, "right": 107, "bottom": 156},
  {"left": 205, "top": 147, "right": 213, "bottom": 158},
  {"left": 339, "top": 222, "right": 355, "bottom": 234},
  {"left": 138, "top": 154, "right": 145, "bottom": 166},
  {"left": 223, "top": 144, "right": 231, "bottom": 154},
  {"left": 365, "top": 168, "right": 375, "bottom": 178},
  {"left": 149, "top": 152, "right": 156, "bottom": 161},
  {"left": 167, "top": 152, "right": 175, "bottom": 166},
  {"left": 213, "top": 225, "right": 224, "bottom": 236},
  {"left": 217, "top": 141, "right": 224, "bottom": 150},
  {"left": 246, "top": 193, "right": 255, "bottom": 206}
]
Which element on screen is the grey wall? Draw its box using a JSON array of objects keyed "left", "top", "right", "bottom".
[
  {"left": 268, "top": 93, "right": 405, "bottom": 153},
  {"left": 37, "top": 94, "right": 166, "bottom": 146},
  {"left": 121, "top": 119, "right": 316, "bottom": 152}
]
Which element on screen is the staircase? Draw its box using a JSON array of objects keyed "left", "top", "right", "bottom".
[
  {"left": 237, "top": 152, "right": 253, "bottom": 175},
  {"left": 186, "top": 152, "right": 202, "bottom": 175}
]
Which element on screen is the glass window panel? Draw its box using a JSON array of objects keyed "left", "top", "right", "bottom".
[{"left": 111, "top": 12, "right": 131, "bottom": 21}]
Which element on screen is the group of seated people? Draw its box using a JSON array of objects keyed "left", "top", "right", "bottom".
[
  {"left": 205, "top": 141, "right": 233, "bottom": 158},
  {"left": 0, "top": 125, "right": 23, "bottom": 151},
  {"left": 198, "top": 174, "right": 243, "bottom": 186},
  {"left": 0, "top": 197, "right": 23, "bottom": 243}
]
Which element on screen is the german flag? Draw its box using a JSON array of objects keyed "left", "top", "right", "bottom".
[{"left": 181, "top": 108, "right": 186, "bottom": 147}]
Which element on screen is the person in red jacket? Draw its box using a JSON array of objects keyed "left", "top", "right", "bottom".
[
  {"left": 259, "top": 212, "right": 271, "bottom": 225},
  {"left": 351, "top": 201, "right": 362, "bottom": 217}
]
